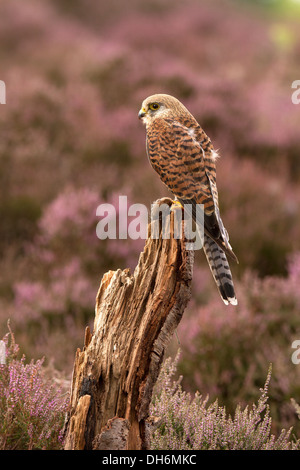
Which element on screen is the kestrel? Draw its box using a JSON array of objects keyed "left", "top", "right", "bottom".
[{"left": 138, "top": 93, "right": 238, "bottom": 305}]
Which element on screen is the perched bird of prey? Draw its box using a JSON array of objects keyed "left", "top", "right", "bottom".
[{"left": 138, "top": 93, "right": 238, "bottom": 306}]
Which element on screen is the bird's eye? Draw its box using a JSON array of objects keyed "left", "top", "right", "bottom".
[{"left": 149, "top": 103, "right": 160, "bottom": 111}]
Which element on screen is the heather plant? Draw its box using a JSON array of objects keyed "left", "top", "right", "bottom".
[
  {"left": 0, "top": 326, "right": 68, "bottom": 450},
  {"left": 0, "top": 0, "right": 300, "bottom": 437},
  {"left": 1, "top": 0, "right": 300, "bottom": 262},
  {"left": 177, "top": 251, "right": 300, "bottom": 435},
  {"left": 10, "top": 188, "right": 145, "bottom": 367},
  {"left": 10, "top": 188, "right": 101, "bottom": 361},
  {"left": 150, "top": 352, "right": 300, "bottom": 450},
  {"left": 0, "top": 0, "right": 299, "bottom": 286},
  {"left": 291, "top": 399, "right": 300, "bottom": 421}
]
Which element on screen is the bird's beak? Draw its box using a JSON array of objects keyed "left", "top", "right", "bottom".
[{"left": 138, "top": 107, "right": 147, "bottom": 119}]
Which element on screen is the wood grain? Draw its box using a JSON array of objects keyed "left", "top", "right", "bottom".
[{"left": 64, "top": 199, "right": 194, "bottom": 450}]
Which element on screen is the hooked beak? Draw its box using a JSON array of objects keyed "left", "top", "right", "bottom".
[{"left": 138, "top": 107, "right": 147, "bottom": 119}]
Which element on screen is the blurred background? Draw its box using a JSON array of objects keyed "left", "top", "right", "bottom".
[{"left": 0, "top": 0, "right": 300, "bottom": 435}]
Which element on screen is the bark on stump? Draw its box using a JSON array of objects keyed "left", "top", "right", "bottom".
[{"left": 64, "top": 199, "right": 194, "bottom": 450}]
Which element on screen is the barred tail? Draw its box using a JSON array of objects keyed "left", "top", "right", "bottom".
[{"left": 203, "top": 233, "right": 237, "bottom": 306}]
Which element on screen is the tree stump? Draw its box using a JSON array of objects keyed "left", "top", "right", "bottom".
[{"left": 64, "top": 199, "right": 194, "bottom": 450}]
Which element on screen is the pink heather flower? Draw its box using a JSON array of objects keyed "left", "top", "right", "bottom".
[
  {"left": 39, "top": 187, "right": 100, "bottom": 240},
  {"left": 0, "top": 330, "right": 68, "bottom": 450},
  {"left": 288, "top": 252, "right": 300, "bottom": 280},
  {"left": 150, "top": 356, "right": 299, "bottom": 450}
]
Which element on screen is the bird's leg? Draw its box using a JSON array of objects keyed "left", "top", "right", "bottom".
[
  {"left": 151, "top": 197, "right": 173, "bottom": 221},
  {"left": 151, "top": 196, "right": 183, "bottom": 210},
  {"left": 150, "top": 197, "right": 184, "bottom": 241},
  {"left": 152, "top": 197, "right": 184, "bottom": 216},
  {"left": 153, "top": 197, "right": 174, "bottom": 208},
  {"left": 171, "top": 195, "right": 183, "bottom": 207}
]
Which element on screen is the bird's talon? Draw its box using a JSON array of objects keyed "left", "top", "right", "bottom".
[
  {"left": 153, "top": 197, "right": 173, "bottom": 207},
  {"left": 171, "top": 200, "right": 184, "bottom": 209}
]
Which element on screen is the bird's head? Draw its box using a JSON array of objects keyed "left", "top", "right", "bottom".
[{"left": 138, "top": 93, "right": 189, "bottom": 125}]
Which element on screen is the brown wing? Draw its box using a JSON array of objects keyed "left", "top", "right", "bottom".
[
  {"left": 146, "top": 117, "right": 238, "bottom": 262},
  {"left": 146, "top": 118, "right": 214, "bottom": 210}
]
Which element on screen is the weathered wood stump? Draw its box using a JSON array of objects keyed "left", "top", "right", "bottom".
[{"left": 64, "top": 199, "right": 194, "bottom": 450}]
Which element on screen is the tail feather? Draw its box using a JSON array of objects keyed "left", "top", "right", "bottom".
[{"left": 203, "top": 233, "right": 237, "bottom": 306}]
